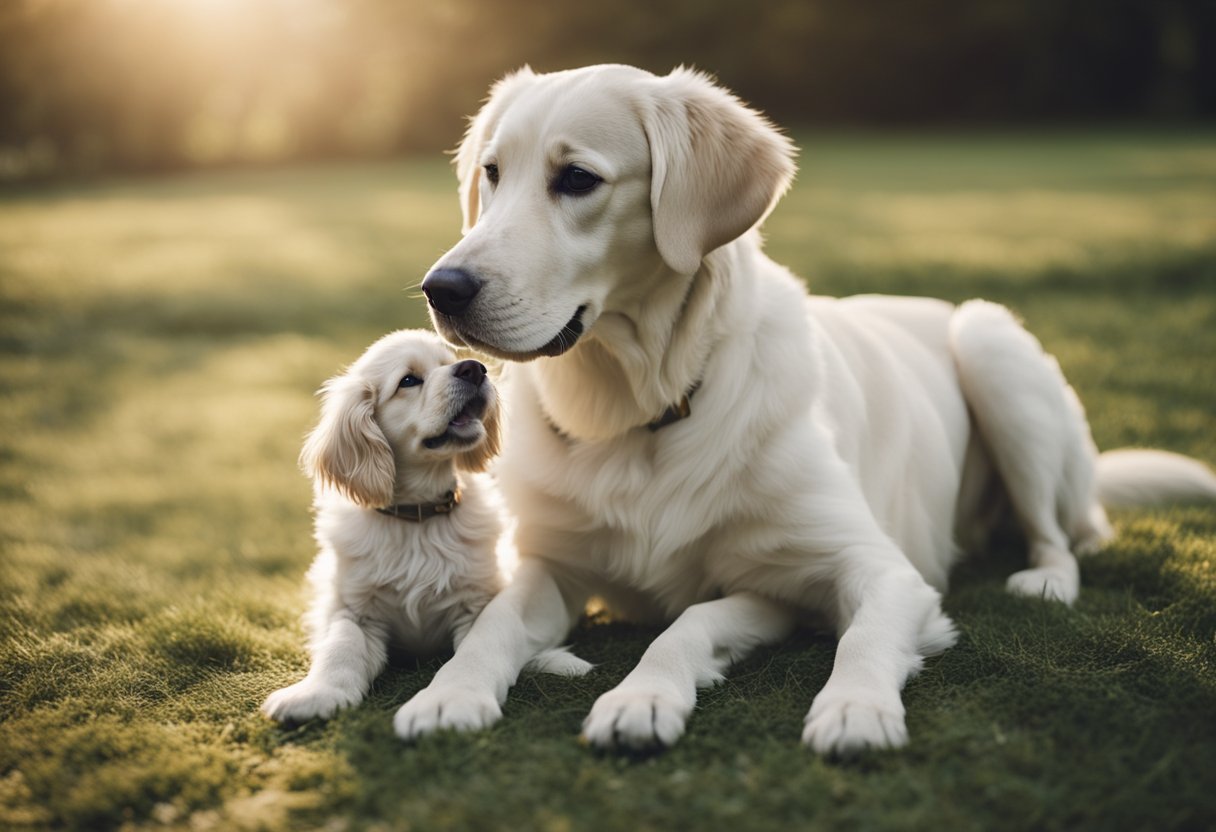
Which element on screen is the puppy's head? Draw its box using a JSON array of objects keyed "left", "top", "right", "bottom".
[
  {"left": 299, "top": 330, "right": 501, "bottom": 507},
  {"left": 422, "top": 64, "right": 796, "bottom": 362}
]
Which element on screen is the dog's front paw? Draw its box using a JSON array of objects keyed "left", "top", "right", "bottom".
[
  {"left": 262, "top": 680, "right": 361, "bottom": 723},
  {"left": 1006, "top": 566, "right": 1078, "bottom": 605},
  {"left": 393, "top": 685, "right": 502, "bottom": 741},
  {"left": 581, "top": 683, "right": 691, "bottom": 751},
  {"left": 802, "top": 689, "right": 907, "bottom": 756}
]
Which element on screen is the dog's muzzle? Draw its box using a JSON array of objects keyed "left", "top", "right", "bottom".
[{"left": 422, "top": 369, "right": 489, "bottom": 449}]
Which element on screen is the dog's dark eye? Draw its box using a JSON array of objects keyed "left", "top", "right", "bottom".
[
  {"left": 399, "top": 374, "right": 423, "bottom": 389},
  {"left": 555, "top": 165, "right": 601, "bottom": 195},
  {"left": 483, "top": 163, "right": 499, "bottom": 186}
]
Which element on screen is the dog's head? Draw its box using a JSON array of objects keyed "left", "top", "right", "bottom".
[
  {"left": 422, "top": 64, "right": 796, "bottom": 362},
  {"left": 299, "top": 330, "right": 501, "bottom": 507}
]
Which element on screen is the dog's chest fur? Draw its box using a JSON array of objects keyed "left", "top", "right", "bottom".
[
  {"left": 500, "top": 358, "right": 818, "bottom": 618},
  {"left": 498, "top": 286, "right": 974, "bottom": 618},
  {"left": 310, "top": 485, "right": 502, "bottom": 654}
]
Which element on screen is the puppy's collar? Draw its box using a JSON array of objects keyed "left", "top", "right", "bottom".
[{"left": 376, "top": 488, "right": 461, "bottom": 522}]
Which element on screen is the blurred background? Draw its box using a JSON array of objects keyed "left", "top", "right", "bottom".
[{"left": 1, "top": 0, "right": 1214, "bottom": 179}]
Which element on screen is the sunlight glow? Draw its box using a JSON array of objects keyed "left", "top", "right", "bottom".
[{"left": 173, "top": 0, "right": 247, "bottom": 15}]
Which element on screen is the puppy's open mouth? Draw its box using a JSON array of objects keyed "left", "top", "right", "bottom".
[
  {"left": 436, "top": 305, "right": 588, "bottom": 362},
  {"left": 422, "top": 395, "right": 487, "bottom": 449}
]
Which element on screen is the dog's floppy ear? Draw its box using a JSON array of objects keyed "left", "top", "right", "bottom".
[
  {"left": 455, "top": 390, "right": 501, "bottom": 473},
  {"left": 299, "top": 374, "right": 396, "bottom": 507},
  {"left": 454, "top": 66, "right": 537, "bottom": 233},
  {"left": 641, "top": 67, "right": 797, "bottom": 275}
]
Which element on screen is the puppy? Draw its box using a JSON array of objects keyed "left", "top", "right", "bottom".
[{"left": 263, "top": 329, "right": 587, "bottom": 724}]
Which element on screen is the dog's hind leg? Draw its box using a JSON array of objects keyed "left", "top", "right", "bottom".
[{"left": 950, "top": 300, "right": 1112, "bottom": 605}]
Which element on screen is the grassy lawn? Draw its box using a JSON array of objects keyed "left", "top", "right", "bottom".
[{"left": 2, "top": 131, "right": 1215, "bottom": 831}]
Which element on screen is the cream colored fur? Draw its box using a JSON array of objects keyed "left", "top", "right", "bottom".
[
  {"left": 262, "top": 330, "right": 588, "bottom": 725},
  {"left": 396, "top": 65, "right": 1216, "bottom": 754}
]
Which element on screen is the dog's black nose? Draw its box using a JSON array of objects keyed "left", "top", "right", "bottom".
[
  {"left": 452, "top": 359, "right": 486, "bottom": 387},
  {"left": 422, "top": 268, "right": 482, "bottom": 317}
]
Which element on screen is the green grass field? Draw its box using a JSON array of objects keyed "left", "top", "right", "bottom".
[{"left": 2, "top": 131, "right": 1215, "bottom": 831}]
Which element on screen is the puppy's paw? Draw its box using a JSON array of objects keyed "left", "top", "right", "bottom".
[
  {"left": 526, "top": 647, "right": 594, "bottom": 677},
  {"left": 262, "top": 680, "right": 361, "bottom": 723},
  {"left": 393, "top": 685, "right": 501, "bottom": 741},
  {"left": 1007, "top": 566, "right": 1078, "bottom": 605},
  {"left": 802, "top": 690, "right": 907, "bottom": 757},
  {"left": 581, "top": 684, "right": 690, "bottom": 751}
]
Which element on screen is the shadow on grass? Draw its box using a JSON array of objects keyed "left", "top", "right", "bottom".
[{"left": 256, "top": 505, "right": 1216, "bottom": 832}]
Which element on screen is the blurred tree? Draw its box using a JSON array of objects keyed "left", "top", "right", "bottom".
[{"left": 0, "top": 0, "right": 1211, "bottom": 179}]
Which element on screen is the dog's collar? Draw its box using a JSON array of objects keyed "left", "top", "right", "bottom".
[
  {"left": 376, "top": 488, "right": 461, "bottom": 522},
  {"left": 646, "top": 381, "right": 701, "bottom": 432},
  {"left": 543, "top": 382, "right": 701, "bottom": 440}
]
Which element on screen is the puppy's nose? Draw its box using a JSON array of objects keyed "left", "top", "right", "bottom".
[
  {"left": 422, "top": 268, "right": 482, "bottom": 317},
  {"left": 452, "top": 359, "right": 486, "bottom": 387}
]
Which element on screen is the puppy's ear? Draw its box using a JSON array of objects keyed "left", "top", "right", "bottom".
[
  {"left": 454, "top": 66, "right": 537, "bottom": 233},
  {"left": 641, "top": 67, "right": 797, "bottom": 275},
  {"left": 299, "top": 375, "right": 396, "bottom": 508},
  {"left": 455, "top": 390, "right": 501, "bottom": 474}
]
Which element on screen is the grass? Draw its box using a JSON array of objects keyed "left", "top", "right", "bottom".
[{"left": 1, "top": 130, "right": 1215, "bottom": 831}]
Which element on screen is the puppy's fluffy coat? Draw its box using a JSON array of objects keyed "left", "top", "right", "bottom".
[{"left": 263, "top": 330, "right": 587, "bottom": 725}]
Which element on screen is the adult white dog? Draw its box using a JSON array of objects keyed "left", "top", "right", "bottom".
[{"left": 395, "top": 64, "right": 1216, "bottom": 755}]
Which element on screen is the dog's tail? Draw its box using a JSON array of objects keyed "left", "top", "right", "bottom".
[{"left": 1096, "top": 449, "right": 1216, "bottom": 508}]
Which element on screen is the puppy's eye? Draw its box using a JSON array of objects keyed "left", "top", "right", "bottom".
[
  {"left": 483, "top": 163, "right": 499, "bottom": 186},
  {"left": 398, "top": 374, "right": 423, "bottom": 389},
  {"left": 555, "top": 165, "right": 601, "bottom": 195}
]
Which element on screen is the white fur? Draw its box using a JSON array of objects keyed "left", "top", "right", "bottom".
[
  {"left": 1096, "top": 449, "right": 1216, "bottom": 508},
  {"left": 397, "top": 65, "right": 1216, "bottom": 754},
  {"left": 263, "top": 330, "right": 589, "bottom": 726}
]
